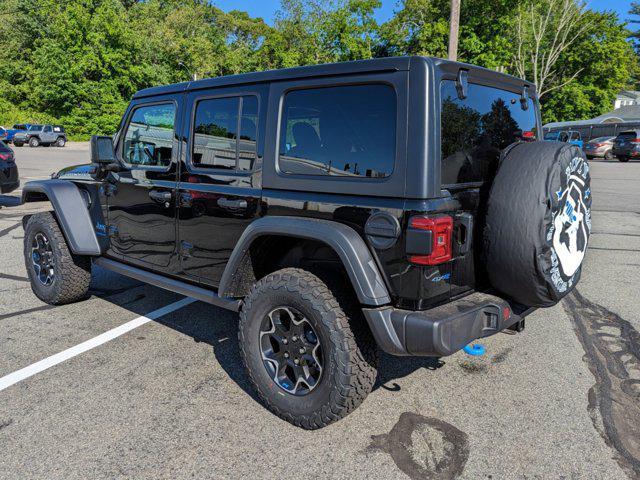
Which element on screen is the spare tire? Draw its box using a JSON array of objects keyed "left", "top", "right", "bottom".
[{"left": 483, "top": 141, "right": 592, "bottom": 307}]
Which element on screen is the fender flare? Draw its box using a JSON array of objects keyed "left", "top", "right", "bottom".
[
  {"left": 22, "top": 180, "right": 101, "bottom": 256},
  {"left": 218, "top": 216, "right": 391, "bottom": 306}
]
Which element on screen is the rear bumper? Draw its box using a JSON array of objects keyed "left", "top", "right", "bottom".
[{"left": 363, "top": 292, "right": 533, "bottom": 357}]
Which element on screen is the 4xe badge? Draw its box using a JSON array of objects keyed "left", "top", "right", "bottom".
[{"left": 431, "top": 273, "right": 451, "bottom": 283}]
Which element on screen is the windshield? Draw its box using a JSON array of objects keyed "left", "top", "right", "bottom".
[
  {"left": 544, "top": 132, "right": 559, "bottom": 140},
  {"left": 28, "top": 125, "right": 43, "bottom": 132}
]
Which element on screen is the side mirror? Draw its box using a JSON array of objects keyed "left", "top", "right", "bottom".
[{"left": 90, "top": 135, "right": 116, "bottom": 164}]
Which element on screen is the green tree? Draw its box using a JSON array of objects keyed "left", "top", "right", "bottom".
[{"left": 537, "top": 10, "right": 637, "bottom": 123}]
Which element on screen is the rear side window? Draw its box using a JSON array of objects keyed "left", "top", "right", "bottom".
[
  {"left": 440, "top": 81, "right": 537, "bottom": 185},
  {"left": 278, "top": 84, "right": 396, "bottom": 178},
  {"left": 122, "top": 103, "right": 176, "bottom": 167},
  {"left": 192, "top": 95, "right": 258, "bottom": 171}
]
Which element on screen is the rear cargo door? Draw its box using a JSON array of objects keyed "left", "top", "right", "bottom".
[{"left": 439, "top": 77, "right": 539, "bottom": 297}]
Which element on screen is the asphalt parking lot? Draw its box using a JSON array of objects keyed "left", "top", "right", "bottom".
[{"left": 1, "top": 145, "right": 639, "bottom": 479}]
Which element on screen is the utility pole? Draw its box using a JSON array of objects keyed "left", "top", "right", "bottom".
[{"left": 448, "top": 0, "right": 461, "bottom": 61}]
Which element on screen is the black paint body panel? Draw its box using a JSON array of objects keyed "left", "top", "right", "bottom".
[{"left": 47, "top": 56, "right": 541, "bottom": 312}]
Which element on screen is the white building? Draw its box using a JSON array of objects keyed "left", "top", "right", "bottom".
[{"left": 614, "top": 91, "right": 640, "bottom": 109}]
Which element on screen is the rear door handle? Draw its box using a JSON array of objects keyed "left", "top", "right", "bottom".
[
  {"left": 148, "top": 190, "right": 172, "bottom": 202},
  {"left": 217, "top": 198, "right": 247, "bottom": 209}
]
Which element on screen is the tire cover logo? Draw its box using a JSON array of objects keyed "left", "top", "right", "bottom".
[{"left": 547, "top": 157, "right": 591, "bottom": 293}]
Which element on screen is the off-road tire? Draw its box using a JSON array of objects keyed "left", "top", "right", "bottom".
[
  {"left": 238, "top": 268, "right": 377, "bottom": 429},
  {"left": 28, "top": 137, "right": 39, "bottom": 148},
  {"left": 56, "top": 137, "right": 66, "bottom": 147},
  {"left": 618, "top": 156, "right": 629, "bottom": 163},
  {"left": 24, "top": 212, "right": 91, "bottom": 305},
  {"left": 604, "top": 150, "right": 613, "bottom": 161}
]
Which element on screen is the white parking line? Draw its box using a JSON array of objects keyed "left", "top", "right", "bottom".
[{"left": 0, "top": 297, "right": 197, "bottom": 392}]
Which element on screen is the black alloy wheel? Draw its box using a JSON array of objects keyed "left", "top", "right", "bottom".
[
  {"left": 31, "top": 232, "right": 55, "bottom": 286},
  {"left": 259, "top": 306, "right": 323, "bottom": 395}
]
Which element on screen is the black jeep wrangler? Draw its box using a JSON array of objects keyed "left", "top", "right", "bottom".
[{"left": 16, "top": 57, "right": 592, "bottom": 429}]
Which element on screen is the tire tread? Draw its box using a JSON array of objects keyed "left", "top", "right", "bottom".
[{"left": 238, "top": 267, "right": 377, "bottom": 429}]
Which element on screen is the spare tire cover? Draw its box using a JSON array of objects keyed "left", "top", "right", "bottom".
[{"left": 483, "top": 141, "right": 592, "bottom": 307}]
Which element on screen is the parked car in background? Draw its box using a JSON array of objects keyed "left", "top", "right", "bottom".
[
  {"left": 543, "top": 130, "right": 584, "bottom": 148},
  {"left": 12, "top": 124, "right": 67, "bottom": 148},
  {"left": 5, "top": 124, "right": 30, "bottom": 144},
  {"left": 0, "top": 127, "right": 7, "bottom": 143},
  {"left": 612, "top": 130, "right": 640, "bottom": 163},
  {"left": 0, "top": 142, "right": 19, "bottom": 193},
  {"left": 584, "top": 136, "right": 615, "bottom": 160}
]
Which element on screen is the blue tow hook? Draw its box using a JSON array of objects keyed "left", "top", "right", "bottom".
[{"left": 463, "top": 343, "right": 485, "bottom": 356}]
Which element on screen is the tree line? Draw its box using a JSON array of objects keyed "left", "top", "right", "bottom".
[{"left": 0, "top": 0, "right": 637, "bottom": 139}]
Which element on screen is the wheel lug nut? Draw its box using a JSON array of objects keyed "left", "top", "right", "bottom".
[
  {"left": 282, "top": 338, "right": 288, "bottom": 344},
  {"left": 299, "top": 347, "right": 305, "bottom": 354},
  {"left": 292, "top": 336, "right": 298, "bottom": 342},
  {"left": 294, "top": 358, "right": 300, "bottom": 365},
  {"left": 284, "top": 352, "right": 290, "bottom": 358}
]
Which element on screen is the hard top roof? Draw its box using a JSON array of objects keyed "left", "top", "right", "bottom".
[{"left": 133, "top": 56, "right": 535, "bottom": 99}]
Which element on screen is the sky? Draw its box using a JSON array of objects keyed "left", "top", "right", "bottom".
[{"left": 213, "top": 0, "right": 637, "bottom": 29}]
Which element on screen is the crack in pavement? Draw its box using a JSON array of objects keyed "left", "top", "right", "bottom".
[
  {"left": 369, "top": 412, "right": 469, "bottom": 480},
  {"left": 0, "top": 273, "right": 29, "bottom": 282},
  {"left": 563, "top": 290, "right": 640, "bottom": 478},
  {"left": 0, "top": 304, "right": 56, "bottom": 321},
  {"left": 0, "top": 222, "right": 21, "bottom": 238}
]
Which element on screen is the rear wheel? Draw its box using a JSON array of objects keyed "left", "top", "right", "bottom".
[
  {"left": 28, "top": 137, "right": 39, "bottom": 148},
  {"left": 238, "top": 268, "right": 377, "bottom": 429},
  {"left": 618, "top": 156, "right": 629, "bottom": 163},
  {"left": 24, "top": 212, "right": 91, "bottom": 305},
  {"left": 604, "top": 150, "right": 613, "bottom": 161},
  {"left": 14, "top": 142, "right": 23, "bottom": 147}
]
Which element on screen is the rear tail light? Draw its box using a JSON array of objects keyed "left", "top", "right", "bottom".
[
  {"left": 522, "top": 131, "right": 535, "bottom": 140},
  {"left": 0, "top": 153, "right": 11, "bottom": 161},
  {"left": 407, "top": 216, "right": 453, "bottom": 265},
  {"left": 631, "top": 138, "right": 640, "bottom": 143}
]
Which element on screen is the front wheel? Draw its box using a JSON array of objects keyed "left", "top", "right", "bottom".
[
  {"left": 28, "top": 137, "right": 39, "bottom": 148},
  {"left": 604, "top": 150, "right": 613, "bottom": 161},
  {"left": 24, "top": 212, "right": 91, "bottom": 305},
  {"left": 239, "top": 268, "right": 377, "bottom": 429},
  {"left": 56, "top": 137, "right": 66, "bottom": 147},
  {"left": 618, "top": 156, "right": 629, "bottom": 163}
]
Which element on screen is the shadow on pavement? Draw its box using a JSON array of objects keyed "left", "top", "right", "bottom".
[{"left": 90, "top": 266, "right": 445, "bottom": 404}]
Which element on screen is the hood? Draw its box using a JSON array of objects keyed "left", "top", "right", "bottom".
[{"left": 55, "top": 164, "right": 95, "bottom": 181}]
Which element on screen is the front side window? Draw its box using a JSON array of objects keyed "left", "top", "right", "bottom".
[
  {"left": 192, "top": 95, "right": 258, "bottom": 171},
  {"left": 440, "top": 81, "right": 537, "bottom": 185},
  {"left": 122, "top": 103, "right": 176, "bottom": 167},
  {"left": 278, "top": 84, "right": 396, "bottom": 178}
]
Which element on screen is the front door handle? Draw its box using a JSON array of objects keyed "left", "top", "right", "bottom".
[
  {"left": 149, "top": 190, "right": 172, "bottom": 203},
  {"left": 217, "top": 197, "right": 247, "bottom": 209}
]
